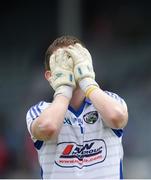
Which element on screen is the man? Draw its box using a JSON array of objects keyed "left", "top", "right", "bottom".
[{"left": 26, "top": 36, "right": 128, "bottom": 179}]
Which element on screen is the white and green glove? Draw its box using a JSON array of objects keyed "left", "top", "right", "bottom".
[
  {"left": 48, "top": 48, "right": 76, "bottom": 99},
  {"left": 65, "top": 43, "right": 99, "bottom": 96}
]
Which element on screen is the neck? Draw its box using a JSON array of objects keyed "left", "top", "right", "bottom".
[{"left": 70, "top": 88, "right": 85, "bottom": 110}]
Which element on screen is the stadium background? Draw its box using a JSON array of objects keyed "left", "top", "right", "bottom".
[{"left": 0, "top": 0, "right": 151, "bottom": 178}]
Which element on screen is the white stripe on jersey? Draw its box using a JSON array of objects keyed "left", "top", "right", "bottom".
[{"left": 26, "top": 91, "right": 126, "bottom": 179}]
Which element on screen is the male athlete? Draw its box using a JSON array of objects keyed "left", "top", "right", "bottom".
[{"left": 26, "top": 36, "right": 128, "bottom": 179}]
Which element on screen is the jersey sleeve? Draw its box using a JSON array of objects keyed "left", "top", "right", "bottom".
[
  {"left": 104, "top": 91, "right": 127, "bottom": 107},
  {"left": 103, "top": 91, "right": 127, "bottom": 136},
  {"left": 26, "top": 101, "right": 49, "bottom": 141}
]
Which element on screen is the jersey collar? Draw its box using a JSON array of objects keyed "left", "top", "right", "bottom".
[{"left": 68, "top": 98, "right": 92, "bottom": 117}]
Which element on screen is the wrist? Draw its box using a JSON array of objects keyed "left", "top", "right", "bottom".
[
  {"left": 53, "top": 94, "right": 70, "bottom": 105},
  {"left": 54, "top": 85, "right": 73, "bottom": 100},
  {"left": 85, "top": 86, "right": 99, "bottom": 98},
  {"left": 79, "top": 78, "right": 99, "bottom": 94}
]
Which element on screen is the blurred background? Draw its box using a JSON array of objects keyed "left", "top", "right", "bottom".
[{"left": 0, "top": 0, "right": 151, "bottom": 178}]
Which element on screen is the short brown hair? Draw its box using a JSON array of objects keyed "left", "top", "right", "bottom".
[{"left": 44, "top": 35, "right": 84, "bottom": 70}]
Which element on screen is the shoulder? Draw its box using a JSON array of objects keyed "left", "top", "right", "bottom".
[{"left": 26, "top": 101, "right": 50, "bottom": 121}]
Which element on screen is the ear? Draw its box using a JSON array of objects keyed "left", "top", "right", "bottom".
[{"left": 45, "top": 70, "right": 51, "bottom": 80}]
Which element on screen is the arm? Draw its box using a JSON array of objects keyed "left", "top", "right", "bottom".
[
  {"left": 30, "top": 49, "right": 76, "bottom": 141},
  {"left": 31, "top": 95, "right": 69, "bottom": 141},
  {"left": 65, "top": 43, "right": 128, "bottom": 129},
  {"left": 88, "top": 88, "right": 128, "bottom": 129}
]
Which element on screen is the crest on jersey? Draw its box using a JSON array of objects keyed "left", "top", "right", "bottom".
[{"left": 83, "top": 111, "right": 98, "bottom": 124}]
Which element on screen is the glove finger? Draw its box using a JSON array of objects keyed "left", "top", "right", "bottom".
[
  {"left": 75, "top": 43, "right": 92, "bottom": 63},
  {"left": 63, "top": 51, "right": 73, "bottom": 69},
  {"left": 82, "top": 47, "right": 92, "bottom": 61},
  {"left": 49, "top": 54, "right": 56, "bottom": 71},
  {"left": 52, "top": 49, "right": 71, "bottom": 71},
  {"left": 74, "top": 43, "right": 84, "bottom": 55},
  {"left": 74, "top": 43, "right": 94, "bottom": 73},
  {"left": 65, "top": 46, "right": 79, "bottom": 61},
  {"left": 75, "top": 43, "right": 83, "bottom": 48},
  {"left": 55, "top": 48, "right": 65, "bottom": 64}
]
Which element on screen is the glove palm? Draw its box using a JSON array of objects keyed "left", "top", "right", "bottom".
[
  {"left": 48, "top": 49, "right": 76, "bottom": 99},
  {"left": 65, "top": 44, "right": 99, "bottom": 94},
  {"left": 66, "top": 43, "right": 95, "bottom": 81}
]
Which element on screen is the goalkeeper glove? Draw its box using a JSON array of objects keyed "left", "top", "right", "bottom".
[
  {"left": 48, "top": 48, "right": 76, "bottom": 99},
  {"left": 65, "top": 43, "right": 99, "bottom": 96}
]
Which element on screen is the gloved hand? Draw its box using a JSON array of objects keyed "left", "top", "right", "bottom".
[
  {"left": 48, "top": 48, "right": 76, "bottom": 99},
  {"left": 65, "top": 43, "right": 99, "bottom": 97}
]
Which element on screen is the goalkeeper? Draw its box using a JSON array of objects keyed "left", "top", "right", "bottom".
[{"left": 26, "top": 36, "right": 128, "bottom": 179}]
